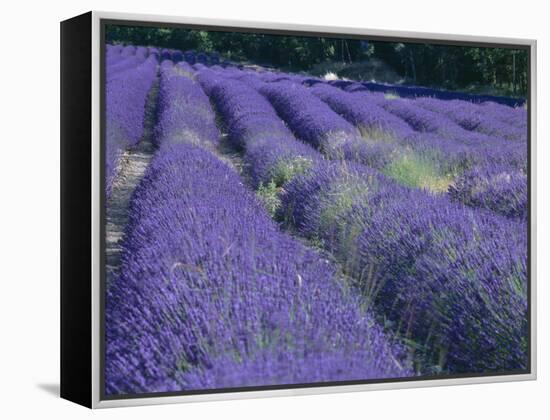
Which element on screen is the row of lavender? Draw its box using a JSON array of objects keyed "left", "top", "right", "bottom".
[
  {"left": 104, "top": 48, "right": 528, "bottom": 391},
  {"left": 105, "top": 47, "right": 158, "bottom": 197},
  {"left": 310, "top": 82, "right": 527, "bottom": 219},
  {"left": 108, "top": 42, "right": 525, "bottom": 107},
  {"left": 107, "top": 43, "right": 222, "bottom": 69},
  {"left": 312, "top": 78, "right": 525, "bottom": 108},
  {"left": 105, "top": 61, "right": 412, "bottom": 394},
  {"left": 219, "top": 67, "right": 527, "bottom": 220},
  {"left": 104, "top": 43, "right": 220, "bottom": 197},
  {"left": 194, "top": 65, "right": 528, "bottom": 373}
]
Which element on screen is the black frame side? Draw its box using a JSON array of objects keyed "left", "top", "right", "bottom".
[{"left": 60, "top": 11, "right": 93, "bottom": 408}]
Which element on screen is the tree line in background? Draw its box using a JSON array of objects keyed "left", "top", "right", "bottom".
[{"left": 106, "top": 24, "right": 528, "bottom": 97}]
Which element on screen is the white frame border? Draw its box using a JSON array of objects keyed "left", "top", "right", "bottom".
[{"left": 90, "top": 10, "right": 537, "bottom": 409}]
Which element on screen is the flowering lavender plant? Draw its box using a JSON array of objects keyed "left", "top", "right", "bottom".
[
  {"left": 104, "top": 45, "right": 529, "bottom": 394},
  {"left": 105, "top": 54, "right": 158, "bottom": 197},
  {"left": 105, "top": 143, "right": 412, "bottom": 394}
]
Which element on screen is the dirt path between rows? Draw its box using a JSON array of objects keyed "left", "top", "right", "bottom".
[{"left": 105, "top": 82, "right": 158, "bottom": 285}]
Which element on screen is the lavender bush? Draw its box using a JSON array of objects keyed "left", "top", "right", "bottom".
[
  {"left": 104, "top": 46, "right": 529, "bottom": 392},
  {"left": 105, "top": 143, "right": 412, "bottom": 394},
  {"left": 155, "top": 61, "right": 219, "bottom": 148},
  {"left": 279, "top": 161, "right": 528, "bottom": 372},
  {"left": 449, "top": 164, "right": 528, "bottom": 218},
  {"left": 197, "top": 71, "right": 321, "bottom": 188},
  {"left": 327, "top": 78, "right": 524, "bottom": 107},
  {"left": 105, "top": 55, "right": 158, "bottom": 197},
  {"left": 307, "top": 82, "right": 527, "bottom": 207},
  {"left": 415, "top": 96, "right": 527, "bottom": 142},
  {"left": 260, "top": 81, "right": 360, "bottom": 150}
]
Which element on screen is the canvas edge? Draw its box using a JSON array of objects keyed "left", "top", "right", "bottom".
[
  {"left": 90, "top": 10, "right": 536, "bottom": 45},
  {"left": 529, "top": 38, "right": 537, "bottom": 382},
  {"left": 91, "top": 9, "right": 101, "bottom": 410},
  {"left": 89, "top": 10, "right": 537, "bottom": 409}
]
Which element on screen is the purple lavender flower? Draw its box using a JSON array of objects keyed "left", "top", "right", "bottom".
[
  {"left": 480, "top": 101, "right": 527, "bottom": 129},
  {"left": 279, "top": 159, "right": 528, "bottom": 372},
  {"left": 449, "top": 164, "right": 527, "bottom": 219},
  {"left": 183, "top": 50, "right": 196, "bottom": 64},
  {"left": 260, "top": 81, "right": 360, "bottom": 149},
  {"left": 329, "top": 78, "right": 524, "bottom": 108},
  {"left": 155, "top": 62, "right": 219, "bottom": 148},
  {"left": 415, "top": 97, "right": 527, "bottom": 142},
  {"left": 105, "top": 55, "right": 158, "bottom": 197},
  {"left": 105, "top": 142, "right": 412, "bottom": 395},
  {"left": 120, "top": 45, "right": 136, "bottom": 57},
  {"left": 107, "top": 55, "right": 146, "bottom": 81},
  {"left": 197, "top": 73, "right": 322, "bottom": 187},
  {"left": 104, "top": 51, "right": 528, "bottom": 388},
  {"left": 309, "top": 83, "right": 415, "bottom": 140}
]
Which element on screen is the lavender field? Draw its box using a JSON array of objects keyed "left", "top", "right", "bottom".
[{"left": 104, "top": 43, "right": 528, "bottom": 396}]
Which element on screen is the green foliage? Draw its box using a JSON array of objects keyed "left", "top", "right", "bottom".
[
  {"left": 271, "top": 156, "right": 313, "bottom": 186},
  {"left": 316, "top": 177, "right": 371, "bottom": 270},
  {"left": 311, "top": 57, "right": 401, "bottom": 84},
  {"left": 372, "top": 41, "right": 528, "bottom": 97},
  {"left": 357, "top": 126, "right": 398, "bottom": 144},
  {"left": 383, "top": 152, "right": 453, "bottom": 193},
  {"left": 257, "top": 180, "right": 281, "bottom": 217},
  {"left": 106, "top": 24, "right": 367, "bottom": 70},
  {"left": 106, "top": 24, "right": 528, "bottom": 97}
]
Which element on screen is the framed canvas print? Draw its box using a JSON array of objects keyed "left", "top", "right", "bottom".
[{"left": 60, "top": 11, "right": 536, "bottom": 409}]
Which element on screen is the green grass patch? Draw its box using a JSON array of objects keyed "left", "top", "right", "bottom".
[
  {"left": 316, "top": 176, "right": 372, "bottom": 268},
  {"left": 383, "top": 152, "right": 453, "bottom": 193},
  {"left": 318, "top": 180, "right": 370, "bottom": 234},
  {"left": 357, "top": 125, "right": 399, "bottom": 144},
  {"left": 271, "top": 156, "right": 314, "bottom": 186},
  {"left": 257, "top": 180, "right": 281, "bottom": 217}
]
